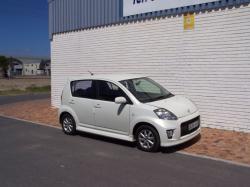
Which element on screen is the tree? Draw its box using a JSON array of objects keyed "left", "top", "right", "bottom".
[{"left": 0, "top": 56, "right": 10, "bottom": 78}]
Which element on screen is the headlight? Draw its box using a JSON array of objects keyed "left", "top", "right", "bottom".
[{"left": 154, "top": 108, "right": 177, "bottom": 120}]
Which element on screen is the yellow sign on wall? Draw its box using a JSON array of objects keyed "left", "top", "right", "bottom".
[{"left": 184, "top": 13, "right": 195, "bottom": 30}]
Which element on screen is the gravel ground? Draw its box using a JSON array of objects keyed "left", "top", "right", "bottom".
[
  {"left": 0, "top": 98, "right": 249, "bottom": 165},
  {"left": 0, "top": 78, "right": 50, "bottom": 91}
]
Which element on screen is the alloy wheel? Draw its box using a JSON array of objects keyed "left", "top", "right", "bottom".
[
  {"left": 63, "top": 117, "right": 74, "bottom": 133},
  {"left": 138, "top": 129, "right": 155, "bottom": 150}
]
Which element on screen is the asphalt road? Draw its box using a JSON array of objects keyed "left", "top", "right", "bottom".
[
  {"left": 0, "top": 93, "right": 50, "bottom": 105},
  {"left": 0, "top": 116, "right": 249, "bottom": 187}
]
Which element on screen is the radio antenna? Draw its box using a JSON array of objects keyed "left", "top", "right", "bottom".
[{"left": 88, "top": 71, "right": 94, "bottom": 76}]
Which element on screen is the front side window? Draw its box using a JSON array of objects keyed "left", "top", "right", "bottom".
[
  {"left": 97, "top": 80, "right": 126, "bottom": 102},
  {"left": 120, "top": 77, "right": 173, "bottom": 103},
  {"left": 71, "top": 80, "right": 96, "bottom": 99}
]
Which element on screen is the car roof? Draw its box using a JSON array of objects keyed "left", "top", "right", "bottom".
[{"left": 69, "top": 74, "right": 147, "bottom": 82}]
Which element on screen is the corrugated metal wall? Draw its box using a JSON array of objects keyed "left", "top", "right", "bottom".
[
  {"left": 49, "top": 0, "right": 122, "bottom": 39},
  {"left": 48, "top": 0, "right": 250, "bottom": 39}
]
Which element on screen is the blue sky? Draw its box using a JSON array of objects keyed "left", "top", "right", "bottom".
[{"left": 0, "top": 0, "right": 50, "bottom": 58}]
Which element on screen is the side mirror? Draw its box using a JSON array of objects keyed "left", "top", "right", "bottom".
[{"left": 115, "top": 97, "right": 127, "bottom": 104}]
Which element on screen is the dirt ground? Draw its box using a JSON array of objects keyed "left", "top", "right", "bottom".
[
  {"left": 0, "top": 77, "right": 50, "bottom": 91},
  {"left": 0, "top": 98, "right": 249, "bottom": 165}
]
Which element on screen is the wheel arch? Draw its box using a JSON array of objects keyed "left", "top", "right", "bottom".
[
  {"left": 59, "top": 105, "right": 79, "bottom": 125},
  {"left": 132, "top": 122, "right": 159, "bottom": 136},
  {"left": 60, "top": 112, "right": 72, "bottom": 124}
]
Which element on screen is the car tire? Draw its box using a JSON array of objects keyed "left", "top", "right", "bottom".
[
  {"left": 61, "top": 113, "right": 76, "bottom": 135},
  {"left": 135, "top": 125, "right": 160, "bottom": 152}
]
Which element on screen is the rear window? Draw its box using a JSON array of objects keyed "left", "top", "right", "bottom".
[{"left": 71, "top": 80, "right": 96, "bottom": 99}]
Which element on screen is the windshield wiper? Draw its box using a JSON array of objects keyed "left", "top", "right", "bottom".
[
  {"left": 154, "top": 95, "right": 167, "bottom": 100},
  {"left": 153, "top": 93, "right": 173, "bottom": 101}
]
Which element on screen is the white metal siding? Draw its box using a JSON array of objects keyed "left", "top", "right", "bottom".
[{"left": 51, "top": 5, "right": 250, "bottom": 132}]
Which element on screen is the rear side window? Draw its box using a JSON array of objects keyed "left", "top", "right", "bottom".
[{"left": 71, "top": 80, "right": 96, "bottom": 99}]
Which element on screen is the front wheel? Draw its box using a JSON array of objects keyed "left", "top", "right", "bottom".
[
  {"left": 135, "top": 125, "right": 160, "bottom": 152},
  {"left": 61, "top": 113, "right": 76, "bottom": 135}
]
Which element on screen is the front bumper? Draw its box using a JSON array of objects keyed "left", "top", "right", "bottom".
[
  {"left": 157, "top": 110, "right": 201, "bottom": 147},
  {"left": 161, "top": 127, "right": 201, "bottom": 147}
]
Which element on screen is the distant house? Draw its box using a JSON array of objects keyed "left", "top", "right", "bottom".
[
  {"left": 20, "top": 57, "right": 42, "bottom": 76},
  {"left": 9, "top": 57, "right": 50, "bottom": 76}
]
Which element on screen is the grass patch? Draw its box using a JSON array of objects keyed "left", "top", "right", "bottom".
[
  {"left": 0, "top": 85, "right": 51, "bottom": 96},
  {"left": 26, "top": 85, "right": 51, "bottom": 92}
]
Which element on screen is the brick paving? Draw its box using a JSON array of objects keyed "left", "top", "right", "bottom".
[
  {"left": 0, "top": 99, "right": 58, "bottom": 127},
  {"left": 0, "top": 99, "right": 249, "bottom": 165}
]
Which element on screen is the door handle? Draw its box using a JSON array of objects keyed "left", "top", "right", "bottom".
[
  {"left": 94, "top": 104, "right": 101, "bottom": 108},
  {"left": 69, "top": 100, "right": 75, "bottom": 104}
]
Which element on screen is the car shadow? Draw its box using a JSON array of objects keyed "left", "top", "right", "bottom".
[
  {"left": 160, "top": 134, "right": 201, "bottom": 154},
  {"left": 76, "top": 131, "right": 136, "bottom": 148},
  {"left": 76, "top": 130, "right": 201, "bottom": 153}
]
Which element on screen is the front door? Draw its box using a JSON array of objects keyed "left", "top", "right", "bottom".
[{"left": 93, "top": 80, "right": 131, "bottom": 134}]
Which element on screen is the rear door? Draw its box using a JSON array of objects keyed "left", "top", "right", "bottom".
[
  {"left": 93, "top": 80, "right": 131, "bottom": 134},
  {"left": 70, "top": 80, "right": 96, "bottom": 126}
]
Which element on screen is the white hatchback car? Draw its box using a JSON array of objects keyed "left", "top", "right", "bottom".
[{"left": 59, "top": 74, "right": 200, "bottom": 152}]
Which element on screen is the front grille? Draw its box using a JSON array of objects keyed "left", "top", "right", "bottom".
[{"left": 181, "top": 116, "right": 200, "bottom": 137}]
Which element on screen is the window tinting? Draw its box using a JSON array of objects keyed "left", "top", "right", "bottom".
[
  {"left": 98, "top": 81, "right": 126, "bottom": 102},
  {"left": 71, "top": 80, "right": 95, "bottom": 98}
]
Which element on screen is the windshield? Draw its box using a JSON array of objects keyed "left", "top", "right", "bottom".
[{"left": 120, "top": 77, "right": 173, "bottom": 103}]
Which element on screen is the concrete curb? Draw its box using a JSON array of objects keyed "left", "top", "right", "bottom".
[
  {"left": 0, "top": 114, "right": 61, "bottom": 130},
  {"left": 178, "top": 151, "right": 250, "bottom": 168},
  {"left": 1, "top": 114, "right": 250, "bottom": 168}
]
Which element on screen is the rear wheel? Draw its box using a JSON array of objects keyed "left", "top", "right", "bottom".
[
  {"left": 61, "top": 113, "right": 76, "bottom": 135},
  {"left": 135, "top": 125, "right": 160, "bottom": 152}
]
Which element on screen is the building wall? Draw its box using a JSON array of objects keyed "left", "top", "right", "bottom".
[
  {"left": 48, "top": 0, "right": 250, "bottom": 39},
  {"left": 51, "top": 5, "right": 250, "bottom": 132}
]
